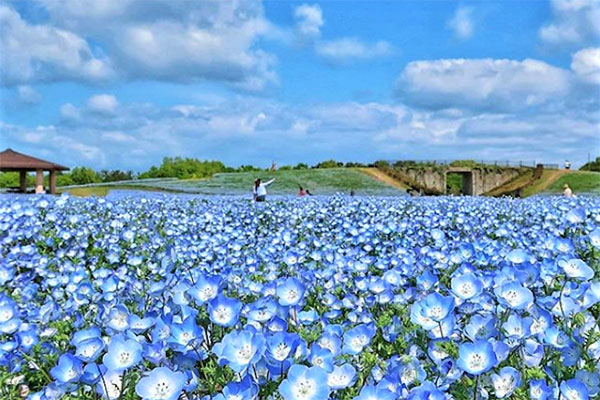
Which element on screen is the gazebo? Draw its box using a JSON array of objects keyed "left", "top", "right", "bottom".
[{"left": 0, "top": 148, "right": 69, "bottom": 194}]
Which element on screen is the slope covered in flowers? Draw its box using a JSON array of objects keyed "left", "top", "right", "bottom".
[{"left": 1, "top": 194, "right": 599, "bottom": 400}]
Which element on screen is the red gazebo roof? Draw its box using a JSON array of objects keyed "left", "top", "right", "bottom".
[{"left": 0, "top": 148, "right": 69, "bottom": 171}]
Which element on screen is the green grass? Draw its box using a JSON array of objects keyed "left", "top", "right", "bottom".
[
  {"left": 58, "top": 184, "right": 174, "bottom": 197},
  {"left": 55, "top": 169, "right": 404, "bottom": 196},
  {"left": 545, "top": 171, "right": 600, "bottom": 194},
  {"left": 167, "top": 168, "right": 404, "bottom": 195}
]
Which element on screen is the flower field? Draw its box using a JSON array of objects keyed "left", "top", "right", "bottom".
[{"left": 1, "top": 194, "right": 599, "bottom": 400}]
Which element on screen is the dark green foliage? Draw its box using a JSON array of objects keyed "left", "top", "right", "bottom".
[
  {"left": 0, "top": 172, "right": 34, "bottom": 188},
  {"left": 313, "top": 159, "right": 344, "bottom": 168},
  {"left": 446, "top": 173, "right": 463, "bottom": 195},
  {"left": 138, "top": 157, "right": 229, "bottom": 179},
  {"left": 70, "top": 167, "right": 101, "bottom": 185},
  {"left": 580, "top": 157, "right": 600, "bottom": 172},
  {"left": 98, "top": 169, "right": 134, "bottom": 182}
]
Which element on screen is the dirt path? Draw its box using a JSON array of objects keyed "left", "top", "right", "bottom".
[{"left": 359, "top": 168, "right": 408, "bottom": 190}]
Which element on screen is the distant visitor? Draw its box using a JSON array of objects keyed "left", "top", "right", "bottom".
[
  {"left": 298, "top": 185, "right": 313, "bottom": 197},
  {"left": 253, "top": 178, "right": 275, "bottom": 202},
  {"left": 563, "top": 184, "right": 574, "bottom": 197}
]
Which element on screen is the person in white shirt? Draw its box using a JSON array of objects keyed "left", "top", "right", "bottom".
[
  {"left": 563, "top": 184, "right": 573, "bottom": 197},
  {"left": 253, "top": 178, "right": 275, "bottom": 201}
]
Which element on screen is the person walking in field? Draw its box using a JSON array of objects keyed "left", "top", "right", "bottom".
[
  {"left": 563, "top": 184, "right": 573, "bottom": 197},
  {"left": 253, "top": 178, "right": 275, "bottom": 202}
]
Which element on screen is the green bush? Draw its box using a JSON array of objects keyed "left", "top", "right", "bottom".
[
  {"left": 70, "top": 167, "right": 101, "bottom": 185},
  {"left": 313, "top": 159, "right": 344, "bottom": 169},
  {"left": 139, "top": 157, "right": 228, "bottom": 179},
  {"left": 580, "top": 157, "right": 600, "bottom": 172}
]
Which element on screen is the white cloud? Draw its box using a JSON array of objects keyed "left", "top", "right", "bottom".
[
  {"left": 397, "top": 58, "right": 571, "bottom": 111},
  {"left": 3, "top": 89, "right": 598, "bottom": 168},
  {"left": 1, "top": 1, "right": 277, "bottom": 90},
  {"left": 17, "top": 86, "right": 42, "bottom": 105},
  {"left": 60, "top": 103, "right": 80, "bottom": 120},
  {"left": 539, "top": 0, "right": 600, "bottom": 47},
  {"left": 86, "top": 94, "right": 119, "bottom": 114},
  {"left": 294, "top": 4, "right": 323, "bottom": 39},
  {"left": 447, "top": 7, "right": 474, "bottom": 39},
  {"left": 315, "top": 38, "right": 393, "bottom": 63},
  {"left": 0, "top": 5, "right": 113, "bottom": 86},
  {"left": 571, "top": 47, "right": 600, "bottom": 83}
]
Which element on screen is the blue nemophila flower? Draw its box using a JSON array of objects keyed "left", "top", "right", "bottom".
[
  {"left": 81, "top": 363, "right": 103, "bottom": 385},
  {"left": 17, "top": 326, "right": 38, "bottom": 352},
  {"left": 188, "top": 275, "right": 221, "bottom": 304},
  {"left": 457, "top": 340, "right": 497, "bottom": 375},
  {"left": 169, "top": 316, "right": 204, "bottom": 350},
  {"left": 51, "top": 353, "right": 83, "bottom": 384},
  {"left": 214, "top": 376, "right": 258, "bottom": 400},
  {"left": 496, "top": 282, "right": 534, "bottom": 310},
  {"left": 419, "top": 293, "right": 455, "bottom": 322},
  {"left": 529, "top": 379, "right": 553, "bottom": 400},
  {"left": 102, "top": 334, "right": 143, "bottom": 372},
  {"left": 353, "top": 385, "right": 396, "bottom": 400},
  {"left": 327, "top": 363, "right": 357, "bottom": 390},
  {"left": 491, "top": 367, "right": 521, "bottom": 398},
  {"left": 97, "top": 368, "right": 122, "bottom": 400},
  {"left": 559, "top": 379, "right": 590, "bottom": 400},
  {"left": 408, "top": 381, "right": 447, "bottom": 400},
  {"left": 136, "top": 367, "right": 186, "bottom": 400},
  {"left": 75, "top": 336, "right": 105, "bottom": 362},
  {"left": 343, "top": 323, "right": 376, "bottom": 355},
  {"left": 279, "top": 364, "right": 330, "bottom": 400},
  {"left": 213, "top": 329, "right": 265, "bottom": 373},
  {"left": 208, "top": 294, "right": 242, "bottom": 327},
  {"left": 276, "top": 277, "right": 306, "bottom": 307},
  {"left": 106, "top": 304, "right": 130, "bottom": 331},
  {"left": 506, "top": 249, "right": 529, "bottom": 264},
  {"left": 451, "top": 273, "right": 483, "bottom": 300},
  {"left": 266, "top": 332, "right": 302, "bottom": 363},
  {"left": 502, "top": 314, "right": 532, "bottom": 341},
  {"left": 589, "top": 228, "right": 600, "bottom": 248},
  {"left": 559, "top": 259, "right": 594, "bottom": 281},
  {"left": 575, "top": 371, "right": 599, "bottom": 397},
  {"left": 308, "top": 344, "right": 334, "bottom": 372}
]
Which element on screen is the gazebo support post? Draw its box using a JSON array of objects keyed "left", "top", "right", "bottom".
[
  {"left": 19, "top": 171, "right": 27, "bottom": 193},
  {"left": 35, "top": 169, "right": 44, "bottom": 194},
  {"left": 49, "top": 170, "right": 56, "bottom": 194}
]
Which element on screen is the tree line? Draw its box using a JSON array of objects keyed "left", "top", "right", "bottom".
[
  {"left": 4, "top": 156, "right": 594, "bottom": 189},
  {"left": 0, "top": 157, "right": 370, "bottom": 188}
]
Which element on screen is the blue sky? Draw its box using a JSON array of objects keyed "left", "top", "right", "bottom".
[{"left": 1, "top": 0, "right": 599, "bottom": 170}]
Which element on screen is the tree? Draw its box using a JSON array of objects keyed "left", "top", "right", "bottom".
[
  {"left": 314, "top": 160, "right": 343, "bottom": 168},
  {"left": 580, "top": 157, "right": 600, "bottom": 172},
  {"left": 70, "top": 167, "right": 100, "bottom": 185},
  {"left": 138, "top": 157, "right": 228, "bottom": 179}
]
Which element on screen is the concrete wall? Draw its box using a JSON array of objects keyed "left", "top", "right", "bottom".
[
  {"left": 471, "top": 168, "right": 524, "bottom": 195},
  {"left": 397, "top": 167, "right": 526, "bottom": 196},
  {"left": 400, "top": 168, "right": 446, "bottom": 193}
]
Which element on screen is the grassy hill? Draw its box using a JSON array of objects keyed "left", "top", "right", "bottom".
[
  {"left": 486, "top": 169, "right": 600, "bottom": 197},
  {"left": 544, "top": 171, "right": 600, "bottom": 195},
  {"left": 60, "top": 168, "right": 404, "bottom": 196}
]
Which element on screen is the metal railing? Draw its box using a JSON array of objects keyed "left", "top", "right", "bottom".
[{"left": 384, "top": 160, "right": 560, "bottom": 169}]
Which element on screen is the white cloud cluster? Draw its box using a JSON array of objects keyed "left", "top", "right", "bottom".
[
  {"left": 294, "top": 3, "right": 324, "bottom": 39},
  {"left": 397, "top": 58, "right": 581, "bottom": 112},
  {"left": 571, "top": 47, "right": 600, "bottom": 83},
  {"left": 1, "top": 0, "right": 277, "bottom": 90},
  {"left": 539, "top": 0, "right": 600, "bottom": 47},
  {"left": 0, "top": 5, "right": 113, "bottom": 85},
  {"left": 447, "top": 6, "right": 474, "bottom": 40},
  {"left": 293, "top": 3, "right": 393, "bottom": 64},
  {"left": 3, "top": 86, "right": 598, "bottom": 169},
  {"left": 315, "top": 39, "right": 393, "bottom": 64}
]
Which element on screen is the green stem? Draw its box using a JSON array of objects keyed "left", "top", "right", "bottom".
[
  {"left": 473, "top": 375, "right": 479, "bottom": 400},
  {"left": 19, "top": 350, "right": 52, "bottom": 384}
]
